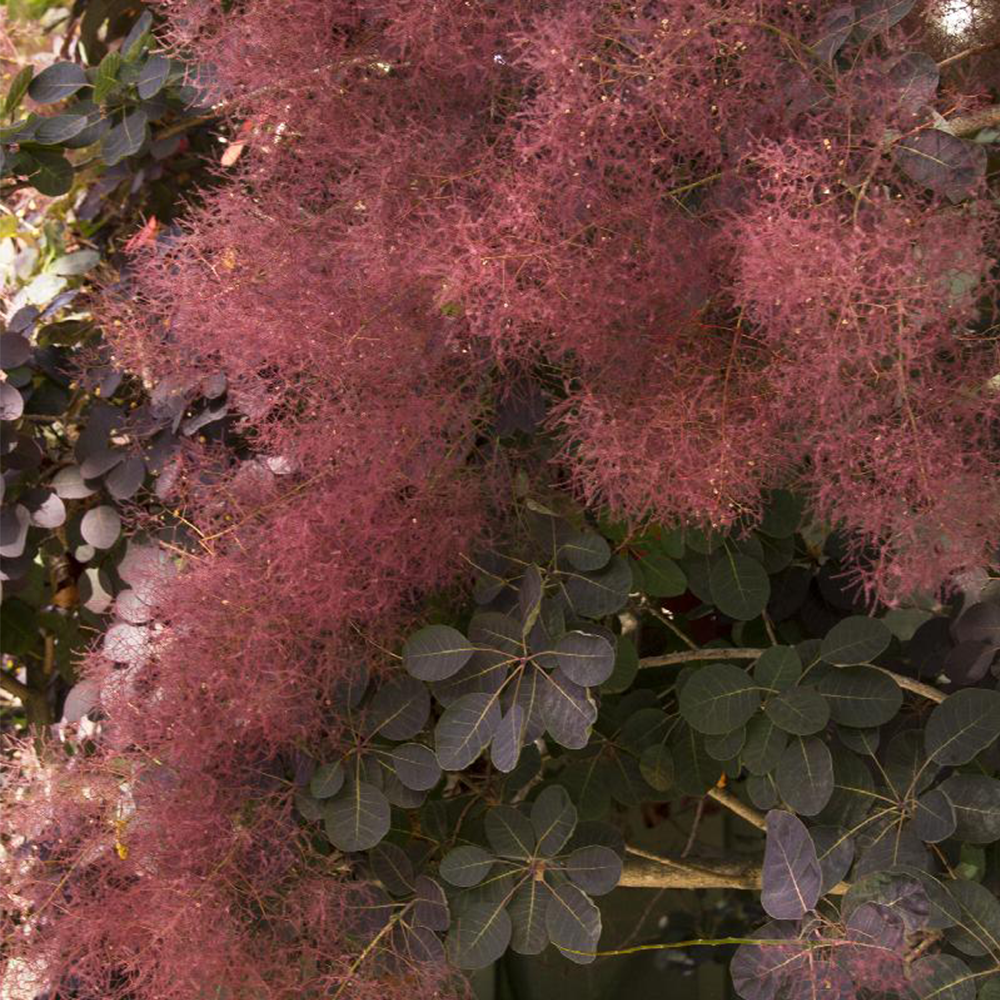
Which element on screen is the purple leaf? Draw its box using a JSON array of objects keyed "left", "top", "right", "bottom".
[{"left": 762, "top": 810, "right": 822, "bottom": 920}]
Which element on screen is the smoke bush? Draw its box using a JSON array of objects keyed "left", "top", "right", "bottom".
[{"left": 2, "top": 1, "right": 999, "bottom": 997}]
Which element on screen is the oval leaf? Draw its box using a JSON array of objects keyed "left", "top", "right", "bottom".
[
  {"left": 761, "top": 810, "right": 822, "bottom": 920},
  {"left": 709, "top": 552, "right": 770, "bottom": 620},
  {"left": 435, "top": 691, "right": 501, "bottom": 770},
  {"left": 764, "top": 686, "right": 830, "bottom": 736},
  {"left": 447, "top": 900, "right": 511, "bottom": 969},
  {"left": 775, "top": 736, "right": 834, "bottom": 816},
  {"left": 531, "top": 784, "right": 577, "bottom": 857},
  {"left": 562, "top": 845, "right": 621, "bottom": 896},
  {"left": 821, "top": 617, "right": 892, "bottom": 666},
  {"left": 925, "top": 689, "right": 1000, "bottom": 766},
  {"left": 323, "top": 781, "right": 390, "bottom": 852},
  {"left": 439, "top": 845, "right": 495, "bottom": 888},
  {"left": 552, "top": 631, "right": 615, "bottom": 686},
  {"left": 545, "top": 882, "right": 601, "bottom": 964},
  {"left": 679, "top": 662, "right": 760, "bottom": 735},
  {"left": 403, "top": 624, "right": 475, "bottom": 681}
]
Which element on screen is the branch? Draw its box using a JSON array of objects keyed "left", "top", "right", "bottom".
[
  {"left": 640, "top": 646, "right": 948, "bottom": 703},
  {"left": 620, "top": 848, "right": 848, "bottom": 894},
  {"left": 947, "top": 105, "right": 1000, "bottom": 138},
  {"left": 708, "top": 786, "right": 767, "bottom": 831},
  {"left": 639, "top": 648, "right": 761, "bottom": 669},
  {"left": 0, "top": 670, "right": 31, "bottom": 703},
  {"left": 938, "top": 40, "right": 1000, "bottom": 70}
]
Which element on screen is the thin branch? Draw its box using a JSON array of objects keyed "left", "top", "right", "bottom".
[
  {"left": 708, "top": 786, "right": 768, "bottom": 832},
  {"left": 872, "top": 666, "right": 946, "bottom": 704},
  {"left": 0, "top": 670, "right": 31, "bottom": 703},
  {"left": 639, "top": 648, "right": 762, "bottom": 668},
  {"left": 620, "top": 849, "right": 848, "bottom": 894},
  {"left": 947, "top": 104, "right": 1000, "bottom": 138},
  {"left": 938, "top": 40, "right": 1000, "bottom": 70},
  {"left": 639, "top": 645, "right": 948, "bottom": 703}
]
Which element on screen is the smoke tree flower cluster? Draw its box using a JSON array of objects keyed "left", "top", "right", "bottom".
[{"left": 2, "top": 2, "right": 1000, "bottom": 999}]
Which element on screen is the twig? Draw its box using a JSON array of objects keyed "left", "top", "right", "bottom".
[
  {"left": 947, "top": 104, "right": 1000, "bottom": 138},
  {"left": 707, "top": 786, "right": 768, "bottom": 832},
  {"left": 620, "top": 848, "right": 848, "bottom": 893},
  {"left": 938, "top": 40, "right": 1000, "bottom": 70},
  {"left": 639, "top": 645, "right": 949, "bottom": 704},
  {"left": 681, "top": 796, "right": 706, "bottom": 857},
  {"left": 872, "top": 666, "right": 946, "bottom": 704},
  {"left": 639, "top": 648, "right": 762, "bottom": 668}
]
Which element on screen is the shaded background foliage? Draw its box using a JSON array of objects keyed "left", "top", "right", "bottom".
[{"left": 2, "top": 2, "right": 1000, "bottom": 1000}]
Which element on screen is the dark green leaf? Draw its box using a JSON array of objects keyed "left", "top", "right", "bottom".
[
  {"left": 601, "top": 634, "right": 638, "bottom": 694},
  {"left": 639, "top": 744, "right": 675, "bottom": 790},
  {"left": 925, "top": 689, "right": 1000, "bottom": 766},
  {"left": 908, "top": 954, "right": 976, "bottom": 1000},
  {"left": 539, "top": 669, "right": 596, "bottom": 749},
  {"left": 944, "top": 879, "right": 1000, "bottom": 958},
  {"left": 531, "top": 784, "right": 576, "bottom": 856},
  {"left": 93, "top": 52, "right": 122, "bottom": 103},
  {"left": 435, "top": 691, "right": 501, "bottom": 770},
  {"left": 559, "top": 757, "right": 611, "bottom": 821},
  {"left": 821, "top": 616, "right": 892, "bottom": 665},
  {"left": 775, "top": 736, "right": 834, "bottom": 816},
  {"left": 758, "top": 490, "right": 804, "bottom": 538},
  {"left": 837, "top": 725, "right": 880, "bottom": 755},
  {"left": 747, "top": 773, "right": 780, "bottom": 810},
  {"left": 447, "top": 899, "right": 512, "bottom": 969},
  {"left": 671, "top": 722, "right": 720, "bottom": 795},
  {"left": 100, "top": 109, "right": 148, "bottom": 166},
  {"left": 403, "top": 624, "right": 475, "bottom": 681},
  {"left": 413, "top": 875, "right": 450, "bottom": 931},
  {"left": 742, "top": 715, "right": 788, "bottom": 775},
  {"left": 309, "top": 761, "right": 345, "bottom": 799},
  {"left": 552, "top": 630, "right": 615, "bottom": 686},
  {"left": 322, "top": 780, "right": 390, "bottom": 852},
  {"left": 28, "top": 63, "right": 89, "bottom": 104},
  {"left": 508, "top": 880, "right": 550, "bottom": 955},
  {"left": 558, "top": 530, "right": 610, "bottom": 572},
  {"left": 439, "top": 845, "right": 495, "bottom": 887},
  {"left": 562, "top": 845, "right": 621, "bottom": 896},
  {"left": 368, "top": 842, "right": 414, "bottom": 896},
  {"left": 913, "top": 788, "right": 956, "bottom": 843},
  {"left": 560, "top": 554, "right": 632, "bottom": 618},
  {"left": 4, "top": 65, "right": 33, "bottom": 117},
  {"left": 818, "top": 666, "right": 902, "bottom": 727},
  {"left": 294, "top": 790, "right": 324, "bottom": 822},
  {"left": 367, "top": 673, "right": 430, "bottom": 741},
  {"left": 678, "top": 661, "right": 760, "bottom": 735},
  {"left": 704, "top": 725, "right": 745, "bottom": 761},
  {"left": 122, "top": 11, "right": 154, "bottom": 60},
  {"left": 389, "top": 743, "right": 441, "bottom": 791},
  {"left": 764, "top": 686, "right": 830, "bottom": 735},
  {"left": 490, "top": 704, "right": 523, "bottom": 773},
  {"left": 484, "top": 806, "right": 536, "bottom": 859},
  {"left": 137, "top": 54, "right": 170, "bottom": 100},
  {"left": 545, "top": 882, "right": 601, "bottom": 964},
  {"left": 636, "top": 549, "right": 686, "bottom": 597},
  {"left": 24, "top": 149, "right": 73, "bottom": 196},
  {"left": 815, "top": 748, "right": 876, "bottom": 828},
  {"left": 709, "top": 552, "right": 770, "bottom": 620},
  {"left": 32, "top": 112, "right": 90, "bottom": 145},
  {"left": 940, "top": 775, "right": 1000, "bottom": 844},
  {"left": 809, "top": 826, "right": 854, "bottom": 895}
]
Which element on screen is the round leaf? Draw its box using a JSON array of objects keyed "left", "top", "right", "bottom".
[
  {"left": 368, "top": 842, "right": 414, "bottom": 896},
  {"left": 775, "top": 736, "right": 833, "bottom": 816},
  {"left": 309, "top": 761, "right": 345, "bottom": 799},
  {"left": 390, "top": 743, "right": 441, "bottom": 791},
  {"left": 439, "top": 845, "right": 495, "bottom": 888},
  {"left": 709, "top": 552, "right": 770, "bottom": 620},
  {"left": 678, "top": 662, "right": 760, "bottom": 735},
  {"left": 925, "top": 689, "right": 1000, "bottom": 766},
  {"left": 562, "top": 845, "right": 621, "bottom": 896},
  {"left": 552, "top": 630, "right": 615, "bottom": 686},
  {"left": 80, "top": 505, "right": 121, "bottom": 549},
  {"left": 28, "top": 62, "right": 89, "bottom": 103},
  {"left": 367, "top": 673, "right": 430, "bottom": 741},
  {"left": 403, "top": 624, "right": 475, "bottom": 681},
  {"left": 821, "top": 616, "right": 892, "bottom": 665},
  {"left": 322, "top": 781, "right": 390, "bottom": 852},
  {"left": 484, "top": 805, "right": 536, "bottom": 859},
  {"left": 545, "top": 882, "right": 601, "bottom": 964},
  {"left": 530, "top": 784, "right": 577, "bottom": 857},
  {"left": 435, "top": 691, "right": 501, "bottom": 770},
  {"left": 817, "top": 666, "right": 902, "bottom": 727},
  {"left": 764, "top": 686, "right": 830, "bottom": 736},
  {"left": 447, "top": 900, "right": 511, "bottom": 969},
  {"left": 761, "top": 810, "right": 821, "bottom": 920}
]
